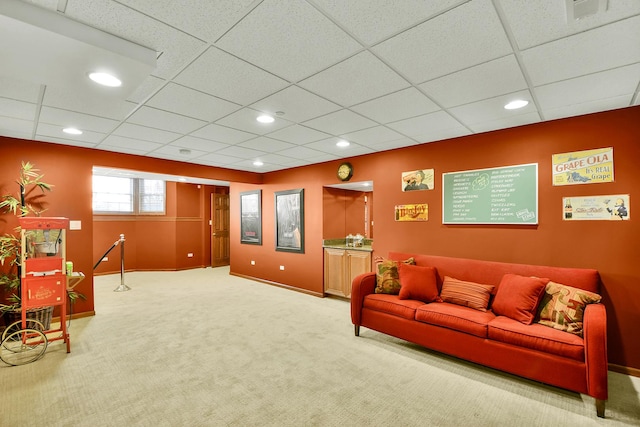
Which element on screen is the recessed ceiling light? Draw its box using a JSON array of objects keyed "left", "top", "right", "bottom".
[
  {"left": 88, "top": 72, "right": 122, "bottom": 87},
  {"left": 256, "top": 115, "right": 274, "bottom": 124},
  {"left": 62, "top": 127, "right": 82, "bottom": 135},
  {"left": 336, "top": 140, "right": 350, "bottom": 148},
  {"left": 253, "top": 160, "right": 264, "bottom": 167},
  {"left": 504, "top": 100, "right": 529, "bottom": 110}
]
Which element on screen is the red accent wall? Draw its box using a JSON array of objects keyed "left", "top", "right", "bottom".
[
  {"left": 230, "top": 107, "right": 640, "bottom": 370},
  {"left": 0, "top": 138, "right": 259, "bottom": 315},
  {"left": 322, "top": 188, "right": 372, "bottom": 239}
]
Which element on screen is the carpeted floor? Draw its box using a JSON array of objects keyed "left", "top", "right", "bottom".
[{"left": 1, "top": 267, "right": 639, "bottom": 426}]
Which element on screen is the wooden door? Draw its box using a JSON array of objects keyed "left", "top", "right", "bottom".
[
  {"left": 211, "top": 193, "right": 230, "bottom": 267},
  {"left": 323, "top": 248, "right": 346, "bottom": 297}
]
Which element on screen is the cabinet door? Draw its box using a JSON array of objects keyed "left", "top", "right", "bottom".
[
  {"left": 345, "top": 250, "right": 372, "bottom": 298},
  {"left": 324, "top": 248, "right": 346, "bottom": 296}
]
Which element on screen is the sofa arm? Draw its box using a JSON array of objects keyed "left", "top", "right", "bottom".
[
  {"left": 351, "top": 272, "right": 376, "bottom": 331},
  {"left": 583, "top": 303, "right": 608, "bottom": 415}
]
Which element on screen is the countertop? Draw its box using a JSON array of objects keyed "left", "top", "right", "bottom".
[{"left": 322, "top": 238, "right": 373, "bottom": 252}]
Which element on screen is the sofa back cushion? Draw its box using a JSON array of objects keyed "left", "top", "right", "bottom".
[
  {"left": 491, "top": 274, "right": 549, "bottom": 324},
  {"left": 440, "top": 276, "right": 494, "bottom": 312},
  {"left": 374, "top": 257, "right": 415, "bottom": 295},
  {"left": 398, "top": 263, "right": 439, "bottom": 303},
  {"left": 537, "top": 281, "right": 602, "bottom": 337},
  {"left": 388, "top": 252, "right": 601, "bottom": 295}
]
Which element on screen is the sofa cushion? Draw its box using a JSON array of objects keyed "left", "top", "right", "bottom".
[
  {"left": 398, "top": 263, "right": 439, "bottom": 303},
  {"left": 440, "top": 276, "right": 494, "bottom": 312},
  {"left": 416, "top": 302, "right": 495, "bottom": 338},
  {"left": 363, "top": 294, "right": 424, "bottom": 320},
  {"left": 488, "top": 316, "right": 585, "bottom": 361},
  {"left": 537, "top": 281, "right": 602, "bottom": 337},
  {"left": 492, "top": 274, "right": 549, "bottom": 325},
  {"left": 374, "top": 257, "right": 415, "bottom": 295}
]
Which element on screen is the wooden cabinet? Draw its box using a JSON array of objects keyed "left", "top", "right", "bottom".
[{"left": 324, "top": 248, "right": 371, "bottom": 298}]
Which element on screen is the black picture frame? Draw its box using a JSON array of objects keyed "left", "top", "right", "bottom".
[
  {"left": 240, "top": 190, "right": 262, "bottom": 245},
  {"left": 274, "top": 188, "right": 304, "bottom": 253}
]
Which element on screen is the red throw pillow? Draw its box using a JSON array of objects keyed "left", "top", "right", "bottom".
[
  {"left": 440, "top": 276, "right": 494, "bottom": 312},
  {"left": 492, "top": 274, "right": 549, "bottom": 324},
  {"left": 398, "top": 263, "right": 439, "bottom": 303}
]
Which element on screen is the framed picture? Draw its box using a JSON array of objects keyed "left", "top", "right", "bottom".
[
  {"left": 402, "top": 169, "right": 434, "bottom": 191},
  {"left": 240, "top": 190, "right": 262, "bottom": 245},
  {"left": 275, "top": 188, "right": 304, "bottom": 253}
]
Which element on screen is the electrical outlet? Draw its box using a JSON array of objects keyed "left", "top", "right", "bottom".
[
  {"left": 251, "top": 260, "right": 255, "bottom": 265},
  {"left": 102, "top": 257, "right": 108, "bottom": 262},
  {"left": 187, "top": 253, "right": 194, "bottom": 258},
  {"left": 279, "top": 265, "right": 285, "bottom": 270}
]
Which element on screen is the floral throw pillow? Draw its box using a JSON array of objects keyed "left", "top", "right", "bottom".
[
  {"left": 537, "top": 281, "right": 602, "bottom": 337},
  {"left": 375, "top": 257, "right": 415, "bottom": 294}
]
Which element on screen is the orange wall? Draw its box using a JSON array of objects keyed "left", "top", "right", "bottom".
[
  {"left": 0, "top": 139, "right": 259, "bottom": 315},
  {"left": 230, "top": 106, "right": 640, "bottom": 370},
  {"left": 322, "top": 188, "right": 372, "bottom": 239}
]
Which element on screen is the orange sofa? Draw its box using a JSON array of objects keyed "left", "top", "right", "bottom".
[{"left": 351, "top": 252, "right": 608, "bottom": 417}]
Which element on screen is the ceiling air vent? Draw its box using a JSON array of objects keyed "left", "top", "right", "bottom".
[{"left": 566, "top": 0, "right": 608, "bottom": 22}]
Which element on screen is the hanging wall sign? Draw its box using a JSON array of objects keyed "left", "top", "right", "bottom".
[
  {"left": 395, "top": 204, "right": 428, "bottom": 221},
  {"left": 442, "top": 164, "right": 538, "bottom": 225},
  {"left": 552, "top": 147, "right": 614, "bottom": 186},
  {"left": 563, "top": 195, "right": 630, "bottom": 220}
]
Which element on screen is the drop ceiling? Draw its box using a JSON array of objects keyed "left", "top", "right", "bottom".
[{"left": 1, "top": 0, "right": 639, "bottom": 175}]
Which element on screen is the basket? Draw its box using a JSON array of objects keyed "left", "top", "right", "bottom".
[{"left": 3, "top": 306, "right": 53, "bottom": 331}]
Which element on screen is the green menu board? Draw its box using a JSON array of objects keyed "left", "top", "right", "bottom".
[{"left": 443, "top": 163, "right": 538, "bottom": 225}]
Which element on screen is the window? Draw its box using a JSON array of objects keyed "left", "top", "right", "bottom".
[{"left": 93, "top": 175, "right": 165, "bottom": 214}]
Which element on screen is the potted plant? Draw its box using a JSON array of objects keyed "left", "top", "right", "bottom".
[{"left": 0, "top": 162, "right": 83, "bottom": 329}]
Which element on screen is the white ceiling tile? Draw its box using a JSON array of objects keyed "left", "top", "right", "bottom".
[
  {"left": 303, "top": 109, "right": 377, "bottom": 135},
  {"left": 266, "top": 125, "right": 331, "bottom": 145},
  {"left": 216, "top": 145, "right": 266, "bottom": 159},
  {"left": 97, "top": 144, "right": 150, "bottom": 156},
  {"left": 228, "top": 161, "right": 285, "bottom": 173},
  {"left": 373, "top": 0, "right": 512, "bottom": 83},
  {"left": 126, "top": 75, "right": 166, "bottom": 104},
  {"left": 0, "top": 76, "right": 41, "bottom": 102},
  {"left": 126, "top": 106, "right": 206, "bottom": 134},
  {"left": 65, "top": 0, "right": 207, "bottom": 79},
  {"left": 368, "top": 137, "right": 420, "bottom": 151},
  {"left": 197, "top": 152, "right": 244, "bottom": 165},
  {"left": 499, "top": 0, "right": 640, "bottom": 49},
  {"left": 34, "top": 135, "right": 97, "bottom": 149},
  {"left": 543, "top": 95, "right": 634, "bottom": 121},
  {"left": 216, "top": 0, "right": 362, "bottom": 82},
  {"left": 536, "top": 64, "right": 640, "bottom": 113},
  {"left": 118, "top": 0, "right": 256, "bottom": 43},
  {"left": 299, "top": 51, "right": 409, "bottom": 106},
  {"left": 191, "top": 123, "right": 255, "bottom": 144},
  {"left": 147, "top": 144, "right": 208, "bottom": 159},
  {"left": 250, "top": 86, "right": 341, "bottom": 123},
  {"left": 466, "top": 111, "right": 541, "bottom": 134},
  {"left": 386, "top": 110, "right": 468, "bottom": 140},
  {"left": 99, "top": 134, "right": 163, "bottom": 152},
  {"left": 253, "top": 152, "right": 297, "bottom": 166},
  {"left": 147, "top": 83, "right": 240, "bottom": 122},
  {"left": 113, "top": 122, "right": 180, "bottom": 143},
  {"left": 170, "top": 136, "right": 230, "bottom": 152},
  {"left": 449, "top": 90, "right": 537, "bottom": 125},
  {"left": 522, "top": 16, "right": 640, "bottom": 86},
  {"left": 36, "top": 122, "right": 105, "bottom": 143},
  {"left": 38, "top": 106, "right": 119, "bottom": 133},
  {"left": 419, "top": 55, "right": 528, "bottom": 108},
  {"left": 304, "top": 138, "right": 374, "bottom": 157},
  {"left": 42, "top": 86, "right": 136, "bottom": 120},
  {"left": 350, "top": 87, "right": 439, "bottom": 123},
  {"left": 0, "top": 98, "right": 36, "bottom": 121},
  {"left": 276, "top": 145, "right": 327, "bottom": 160},
  {"left": 215, "top": 108, "right": 293, "bottom": 135},
  {"left": 340, "top": 126, "right": 406, "bottom": 146},
  {"left": 314, "top": 0, "right": 463, "bottom": 45},
  {"left": 237, "top": 137, "right": 296, "bottom": 152},
  {"left": 174, "top": 46, "right": 289, "bottom": 105},
  {"left": 0, "top": 116, "right": 33, "bottom": 137}
]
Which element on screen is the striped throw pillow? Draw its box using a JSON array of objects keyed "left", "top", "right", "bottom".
[{"left": 440, "top": 276, "right": 495, "bottom": 312}]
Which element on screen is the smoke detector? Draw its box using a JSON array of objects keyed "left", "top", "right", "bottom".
[{"left": 566, "top": 0, "right": 608, "bottom": 22}]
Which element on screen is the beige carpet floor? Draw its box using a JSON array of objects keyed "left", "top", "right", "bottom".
[{"left": 1, "top": 267, "right": 639, "bottom": 426}]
